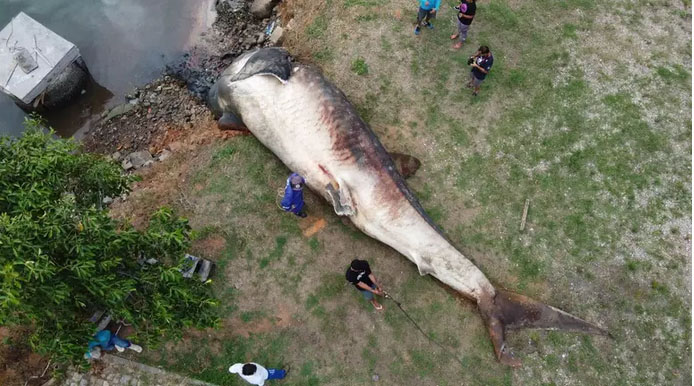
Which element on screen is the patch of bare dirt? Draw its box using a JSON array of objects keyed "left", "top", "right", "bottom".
[
  {"left": 193, "top": 234, "right": 228, "bottom": 257},
  {"left": 0, "top": 327, "right": 51, "bottom": 386}
]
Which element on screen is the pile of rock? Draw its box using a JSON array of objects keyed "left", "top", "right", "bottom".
[{"left": 82, "top": 76, "right": 210, "bottom": 155}]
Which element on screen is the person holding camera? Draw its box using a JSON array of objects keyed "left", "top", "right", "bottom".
[
  {"left": 450, "top": 0, "right": 476, "bottom": 49},
  {"left": 414, "top": 0, "right": 441, "bottom": 35},
  {"left": 467, "top": 46, "right": 493, "bottom": 96}
]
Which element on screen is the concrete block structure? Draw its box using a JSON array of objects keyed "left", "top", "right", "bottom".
[{"left": 0, "top": 12, "right": 87, "bottom": 110}]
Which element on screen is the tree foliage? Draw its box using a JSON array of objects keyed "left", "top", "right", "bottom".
[{"left": 0, "top": 120, "right": 219, "bottom": 363}]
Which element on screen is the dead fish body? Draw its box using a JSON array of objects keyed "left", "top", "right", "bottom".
[{"left": 210, "top": 48, "right": 608, "bottom": 366}]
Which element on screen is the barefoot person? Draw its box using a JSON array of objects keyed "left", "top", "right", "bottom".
[
  {"left": 414, "top": 0, "right": 441, "bottom": 35},
  {"left": 229, "top": 362, "right": 287, "bottom": 386},
  {"left": 345, "top": 259, "right": 385, "bottom": 310},
  {"left": 450, "top": 0, "right": 476, "bottom": 49}
]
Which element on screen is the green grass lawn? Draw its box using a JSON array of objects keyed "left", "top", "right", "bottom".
[{"left": 129, "top": 0, "right": 691, "bottom": 384}]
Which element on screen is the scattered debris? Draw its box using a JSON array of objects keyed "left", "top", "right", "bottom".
[
  {"left": 520, "top": 198, "right": 530, "bottom": 231},
  {"left": 179, "top": 254, "right": 214, "bottom": 282},
  {"left": 269, "top": 26, "right": 284, "bottom": 45}
]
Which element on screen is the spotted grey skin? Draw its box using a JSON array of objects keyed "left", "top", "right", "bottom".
[{"left": 211, "top": 48, "right": 609, "bottom": 366}]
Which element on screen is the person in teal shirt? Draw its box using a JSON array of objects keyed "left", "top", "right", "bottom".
[{"left": 414, "top": 0, "right": 441, "bottom": 35}]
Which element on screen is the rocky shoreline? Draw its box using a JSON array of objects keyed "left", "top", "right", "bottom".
[{"left": 82, "top": 0, "right": 289, "bottom": 167}]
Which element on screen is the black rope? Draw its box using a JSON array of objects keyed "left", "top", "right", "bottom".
[{"left": 384, "top": 292, "right": 467, "bottom": 367}]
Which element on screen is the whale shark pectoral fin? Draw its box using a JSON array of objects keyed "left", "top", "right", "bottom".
[
  {"left": 325, "top": 182, "right": 355, "bottom": 216},
  {"left": 218, "top": 112, "right": 248, "bottom": 131}
]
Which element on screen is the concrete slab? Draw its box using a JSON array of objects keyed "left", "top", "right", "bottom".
[{"left": 0, "top": 12, "right": 80, "bottom": 104}]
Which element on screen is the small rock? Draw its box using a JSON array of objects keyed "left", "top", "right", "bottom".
[
  {"left": 80, "top": 89, "right": 86, "bottom": 95},
  {"left": 128, "top": 98, "right": 139, "bottom": 105},
  {"left": 158, "top": 149, "right": 172, "bottom": 162},
  {"left": 269, "top": 26, "right": 284, "bottom": 44},
  {"left": 121, "top": 160, "right": 133, "bottom": 171},
  {"left": 125, "top": 150, "right": 153, "bottom": 169},
  {"left": 250, "top": 0, "right": 279, "bottom": 18},
  {"left": 256, "top": 33, "right": 266, "bottom": 44},
  {"left": 168, "top": 141, "right": 184, "bottom": 152},
  {"left": 110, "top": 151, "right": 122, "bottom": 161},
  {"left": 103, "top": 196, "right": 113, "bottom": 205},
  {"left": 103, "top": 103, "right": 135, "bottom": 122},
  {"left": 142, "top": 160, "right": 155, "bottom": 168}
]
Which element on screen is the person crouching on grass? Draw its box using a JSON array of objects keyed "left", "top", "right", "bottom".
[
  {"left": 280, "top": 172, "right": 307, "bottom": 218},
  {"left": 346, "top": 259, "right": 385, "bottom": 310},
  {"left": 414, "top": 0, "right": 441, "bottom": 35},
  {"left": 467, "top": 45, "right": 493, "bottom": 96}
]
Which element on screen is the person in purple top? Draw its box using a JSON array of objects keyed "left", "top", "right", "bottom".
[
  {"left": 414, "top": 0, "right": 441, "bottom": 35},
  {"left": 467, "top": 45, "right": 493, "bottom": 96},
  {"left": 450, "top": 0, "right": 476, "bottom": 49},
  {"left": 280, "top": 172, "right": 307, "bottom": 218}
]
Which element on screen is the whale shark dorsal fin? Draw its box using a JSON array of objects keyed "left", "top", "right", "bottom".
[
  {"left": 388, "top": 152, "right": 422, "bottom": 179},
  {"left": 231, "top": 48, "right": 292, "bottom": 83}
]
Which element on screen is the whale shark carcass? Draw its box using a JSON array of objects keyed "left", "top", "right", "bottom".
[{"left": 208, "top": 48, "right": 608, "bottom": 366}]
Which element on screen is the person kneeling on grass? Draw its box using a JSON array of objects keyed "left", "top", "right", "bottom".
[
  {"left": 467, "top": 45, "right": 494, "bottom": 96},
  {"left": 345, "top": 259, "right": 385, "bottom": 310},
  {"left": 229, "top": 362, "right": 287, "bottom": 386}
]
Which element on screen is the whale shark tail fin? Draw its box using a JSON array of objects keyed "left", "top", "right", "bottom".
[{"left": 479, "top": 288, "right": 610, "bottom": 367}]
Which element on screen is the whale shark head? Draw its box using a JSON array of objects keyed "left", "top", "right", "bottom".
[
  {"left": 222, "top": 48, "right": 293, "bottom": 84},
  {"left": 208, "top": 48, "right": 293, "bottom": 123}
]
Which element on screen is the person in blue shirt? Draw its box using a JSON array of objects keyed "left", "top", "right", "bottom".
[
  {"left": 84, "top": 330, "right": 142, "bottom": 359},
  {"left": 414, "top": 0, "right": 441, "bottom": 35},
  {"left": 467, "top": 45, "right": 494, "bottom": 96},
  {"left": 280, "top": 173, "right": 307, "bottom": 218}
]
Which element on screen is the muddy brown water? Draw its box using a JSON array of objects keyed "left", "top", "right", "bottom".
[{"left": 0, "top": 0, "right": 215, "bottom": 137}]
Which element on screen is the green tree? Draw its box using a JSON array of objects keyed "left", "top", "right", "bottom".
[{"left": 0, "top": 120, "right": 219, "bottom": 364}]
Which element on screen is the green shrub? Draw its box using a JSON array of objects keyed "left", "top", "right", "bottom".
[{"left": 0, "top": 120, "right": 219, "bottom": 365}]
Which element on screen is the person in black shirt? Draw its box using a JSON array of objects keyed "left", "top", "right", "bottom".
[
  {"left": 345, "top": 259, "right": 385, "bottom": 310},
  {"left": 450, "top": 0, "right": 476, "bottom": 49},
  {"left": 467, "top": 45, "right": 493, "bottom": 96}
]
